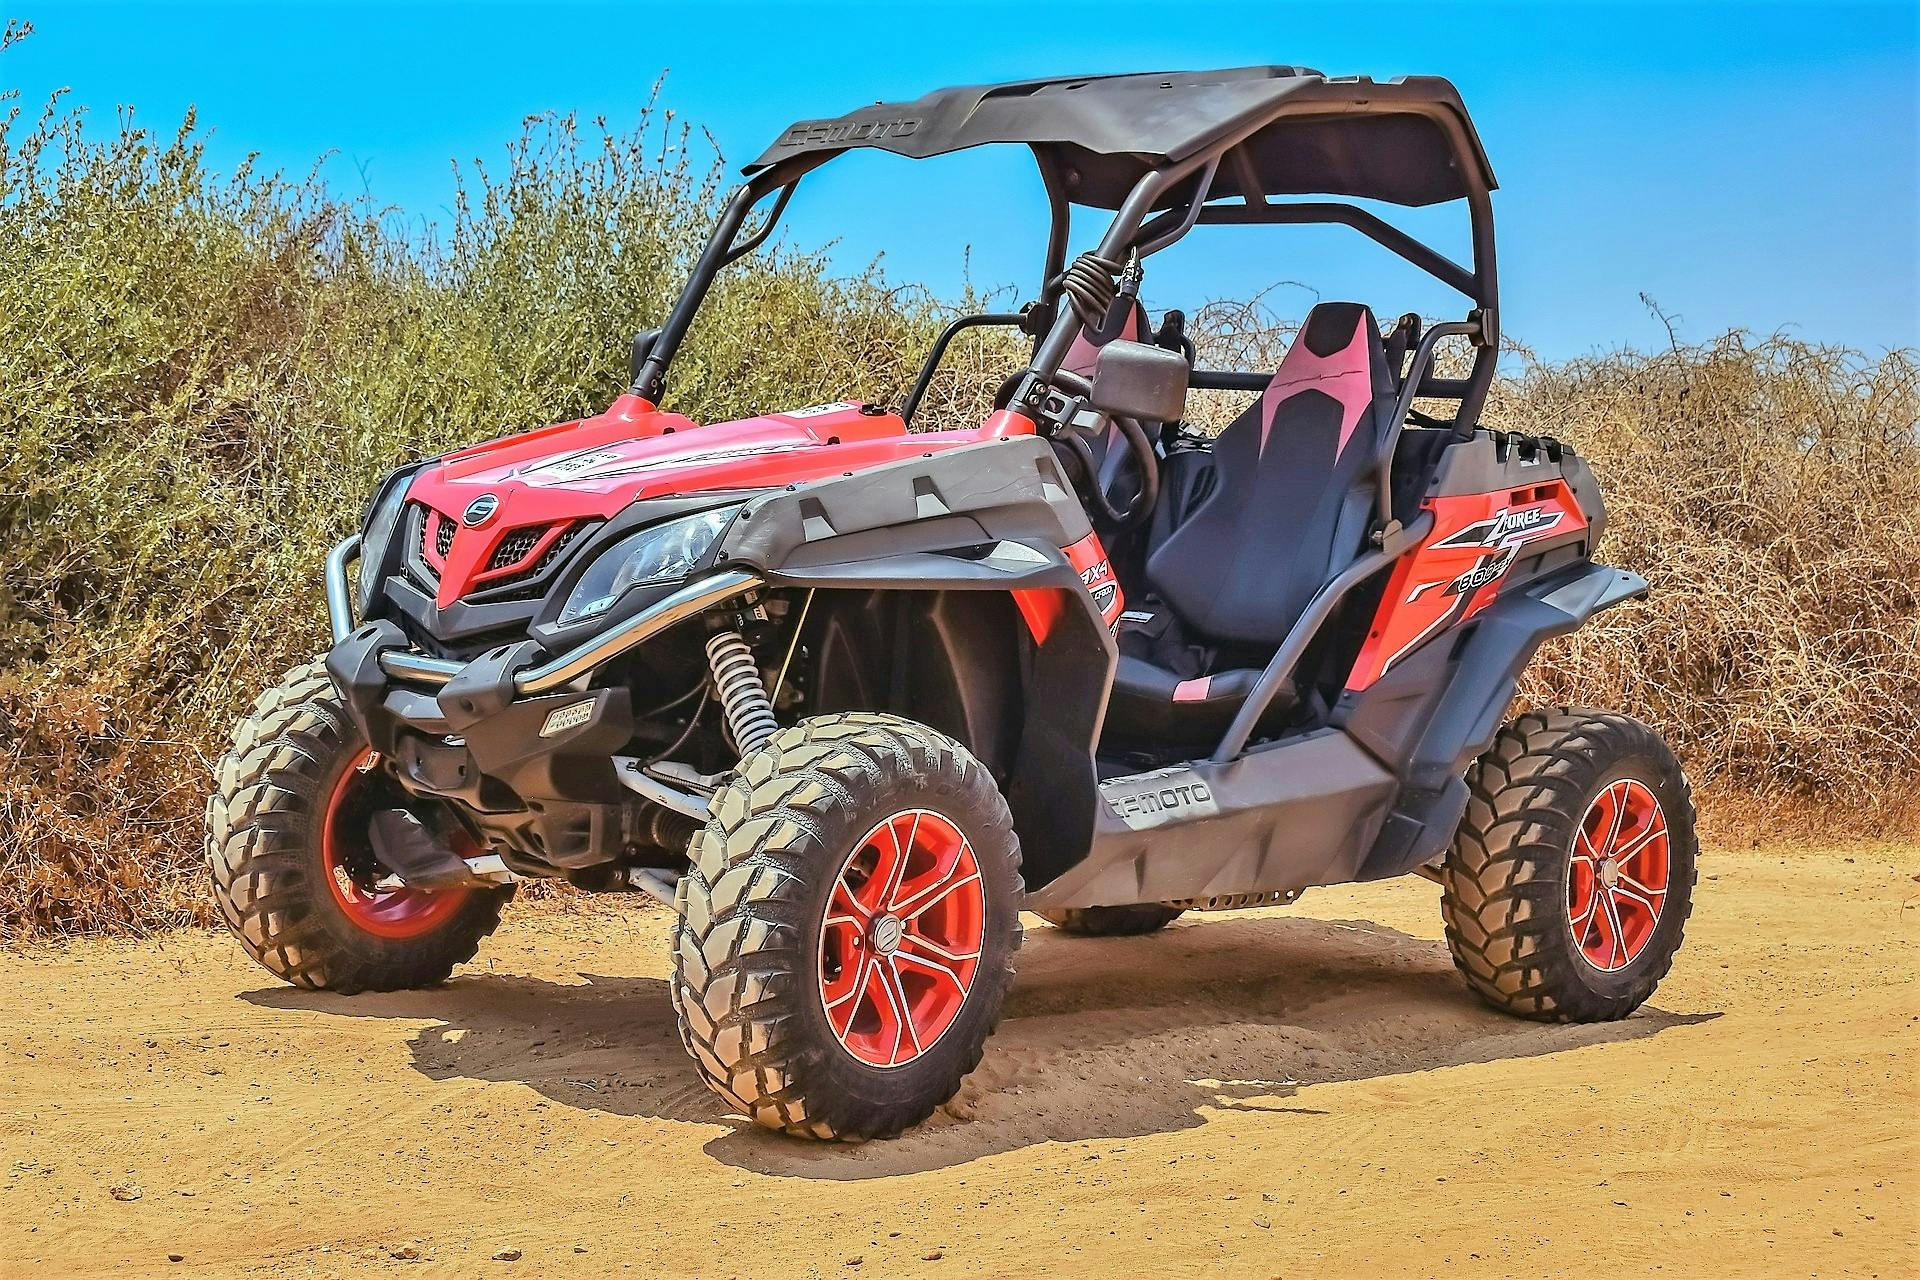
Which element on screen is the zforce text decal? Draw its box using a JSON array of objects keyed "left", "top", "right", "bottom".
[
  {"left": 1345, "top": 482, "right": 1590, "bottom": 692},
  {"left": 1430, "top": 505, "right": 1565, "bottom": 552},
  {"left": 1408, "top": 504, "right": 1567, "bottom": 602}
]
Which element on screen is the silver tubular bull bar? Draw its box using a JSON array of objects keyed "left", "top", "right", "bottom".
[{"left": 324, "top": 535, "right": 762, "bottom": 694}]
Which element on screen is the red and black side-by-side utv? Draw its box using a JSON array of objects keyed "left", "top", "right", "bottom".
[{"left": 207, "top": 67, "right": 1696, "bottom": 1140}]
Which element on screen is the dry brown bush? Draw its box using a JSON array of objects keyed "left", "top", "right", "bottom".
[{"left": 1496, "top": 334, "right": 1920, "bottom": 807}]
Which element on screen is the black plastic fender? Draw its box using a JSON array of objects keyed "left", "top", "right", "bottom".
[
  {"left": 1353, "top": 560, "right": 1649, "bottom": 881},
  {"left": 718, "top": 437, "right": 1117, "bottom": 890},
  {"left": 717, "top": 435, "right": 1094, "bottom": 580}
]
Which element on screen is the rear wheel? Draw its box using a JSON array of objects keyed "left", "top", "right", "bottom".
[
  {"left": 1440, "top": 708, "right": 1697, "bottom": 1022},
  {"left": 671, "top": 713, "right": 1022, "bottom": 1140},
  {"left": 206, "top": 660, "right": 508, "bottom": 994},
  {"left": 1037, "top": 903, "right": 1184, "bottom": 936}
]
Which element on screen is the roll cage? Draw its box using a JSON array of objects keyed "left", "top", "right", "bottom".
[{"left": 630, "top": 65, "right": 1500, "bottom": 437}]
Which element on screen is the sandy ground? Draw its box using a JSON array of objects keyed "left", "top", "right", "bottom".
[{"left": 2, "top": 841, "right": 1914, "bottom": 1279}]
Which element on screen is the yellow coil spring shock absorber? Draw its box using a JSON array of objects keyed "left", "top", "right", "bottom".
[{"left": 705, "top": 629, "right": 778, "bottom": 757}]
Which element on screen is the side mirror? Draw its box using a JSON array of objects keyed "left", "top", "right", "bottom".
[
  {"left": 1089, "top": 339, "right": 1188, "bottom": 423},
  {"left": 629, "top": 329, "right": 663, "bottom": 383}
]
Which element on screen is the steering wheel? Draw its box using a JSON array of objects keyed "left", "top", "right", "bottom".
[{"left": 1041, "top": 370, "right": 1161, "bottom": 528}]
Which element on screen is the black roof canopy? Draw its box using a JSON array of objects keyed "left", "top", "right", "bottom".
[{"left": 745, "top": 66, "right": 1496, "bottom": 209}]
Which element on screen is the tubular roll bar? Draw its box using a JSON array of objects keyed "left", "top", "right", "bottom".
[
  {"left": 1169, "top": 201, "right": 1478, "bottom": 299},
  {"left": 1211, "top": 510, "right": 1435, "bottom": 763},
  {"left": 636, "top": 95, "right": 1498, "bottom": 436},
  {"left": 1372, "top": 318, "right": 1480, "bottom": 526}
]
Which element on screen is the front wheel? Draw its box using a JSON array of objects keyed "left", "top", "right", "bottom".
[
  {"left": 671, "top": 713, "right": 1023, "bottom": 1140},
  {"left": 1440, "top": 708, "right": 1697, "bottom": 1022},
  {"left": 205, "top": 660, "right": 508, "bottom": 994}
]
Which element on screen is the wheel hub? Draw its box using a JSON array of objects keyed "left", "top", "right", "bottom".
[
  {"left": 322, "top": 749, "right": 471, "bottom": 940},
  {"left": 1566, "top": 778, "right": 1671, "bottom": 972},
  {"left": 817, "top": 809, "right": 986, "bottom": 1069}
]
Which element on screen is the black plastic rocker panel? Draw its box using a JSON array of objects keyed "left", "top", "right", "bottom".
[
  {"left": 1024, "top": 729, "right": 1397, "bottom": 911},
  {"left": 1031, "top": 559, "right": 1646, "bottom": 911}
]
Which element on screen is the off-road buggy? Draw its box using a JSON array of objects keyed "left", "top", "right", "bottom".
[{"left": 209, "top": 67, "right": 1696, "bottom": 1140}]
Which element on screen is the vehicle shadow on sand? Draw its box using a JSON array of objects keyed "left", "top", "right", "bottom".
[{"left": 246, "top": 912, "right": 1716, "bottom": 1180}]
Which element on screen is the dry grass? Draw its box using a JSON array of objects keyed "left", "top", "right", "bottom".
[
  {"left": 2, "top": 28, "right": 1914, "bottom": 937},
  {"left": 1494, "top": 335, "right": 1920, "bottom": 806}
]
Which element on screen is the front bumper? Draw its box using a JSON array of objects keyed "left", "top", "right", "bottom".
[
  {"left": 327, "top": 534, "right": 760, "bottom": 695},
  {"left": 322, "top": 536, "right": 756, "bottom": 867}
]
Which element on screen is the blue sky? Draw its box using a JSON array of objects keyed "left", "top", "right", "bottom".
[{"left": 6, "top": 1, "right": 1916, "bottom": 359}]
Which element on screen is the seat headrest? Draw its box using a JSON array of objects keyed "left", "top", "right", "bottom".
[
  {"left": 1060, "top": 296, "right": 1148, "bottom": 378},
  {"left": 1255, "top": 302, "right": 1390, "bottom": 460}
]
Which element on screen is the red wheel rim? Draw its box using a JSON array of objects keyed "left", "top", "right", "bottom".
[
  {"left": 1567, "top": 778, "right": 1670, "bottom": 971},
  {"left": 321, "top": 750, "right": 471, "bottom": 940},
  {"left": 817, "top": 809, "right": 986, "bottom": 1068}
]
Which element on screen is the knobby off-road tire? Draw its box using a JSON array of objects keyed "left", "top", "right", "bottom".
[
  {"left": 206, "top": 659, "right": 508, "bottom": 994},
  {"left": 1037, "top": 903, "right": 1184, "bottom": 936},
  {"left": 1441, "top": 708, "right": 1697, "bottom": 1022},
  {"left": 671, "top": 713, "right": 1023, "bottom": 1141}
]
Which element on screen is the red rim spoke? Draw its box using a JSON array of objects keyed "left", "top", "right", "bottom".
[
  {"left": 817, "top": 808, "right": 986, "bottom": 1069},
  {"left": 1611, "top": 880, "right": 1663, "bottom": 915},
  {"left": 1599, "top": 889, "right": 1627, "bottom": 967},
  {"left": 828, "top": 879, "right": 872, "bottom": 928},
  {"left": 1613, "top": 822, "right": 1665, "bottom": 869},
  {"left": 894, "top": 867, "right": 983, "bottom": 921},
  {"left": 1568, "top": 881, "right": 1600, "bottom": 931},
  {"left": 877, "top": 960, "right": 922, "bottom": 1063},
  {"left": 1617, "top": 869, "right": 1663, "bottom": 898},
  {"left": 898, "top": 928, "right": 981, "bottom": 967},
  {"left": 824, "top": 953, "right": 872, "bottom": 1034},
  {"left": 894, "top": 938, "right": 972, "bottom": 994},
  {"left": 847, "top": 817, "right": 913, "bottom": 917},
  {"left": 1567, "top": 778, "right": 1670, "bottom": 972},
  {"left": 1598, "top": 784, "right": 1628, "bottom": 858}
]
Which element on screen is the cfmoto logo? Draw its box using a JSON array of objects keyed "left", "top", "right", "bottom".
[{"left": 462, "top": 494, "right": 500, "bottom": 527}]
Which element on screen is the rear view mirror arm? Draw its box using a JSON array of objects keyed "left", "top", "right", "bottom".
[{"left": 900, "top": 312, "right": 1027, "bottom": 424}]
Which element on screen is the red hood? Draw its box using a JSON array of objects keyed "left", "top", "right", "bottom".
[{"left": 404, "top": 394, "right": 1032, "bottom": 608}]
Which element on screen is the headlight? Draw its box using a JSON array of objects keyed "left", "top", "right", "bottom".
[
  {"left": 356, "top": 466, "right": 417, "bottom": 612},
  {"left": 557, "top": 507, "right": 736, "bottom": 624}
]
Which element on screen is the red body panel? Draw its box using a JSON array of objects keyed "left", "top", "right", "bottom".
[
  {"left": 1013, "top": 531, "right": 1122, "bottom": 643},
  {"left": 406, "top": 396, "right": 1037, "bottom": 606},
  {"left": 1347, "top": 478, "right": 1589, "bottom": 691}
]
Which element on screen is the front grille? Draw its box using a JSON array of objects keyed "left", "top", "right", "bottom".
[
  {"left": 470, "top": 521, "right": 596, "bottom": 603},
  {"left": 486, "top": 527, "right": 543, "bottom": 571},
  {"left": 405, "top": 504, "right": 441, "bottom": 592},
  {"left": 391, "top": 504, "right": 599, "bottom": 618}
]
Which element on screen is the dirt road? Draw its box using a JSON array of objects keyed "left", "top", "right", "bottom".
[{"left": 3, "top": 840, "right": 1913, "bottom": 1278}]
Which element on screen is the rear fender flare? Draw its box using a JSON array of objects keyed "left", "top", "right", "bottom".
[
  {"left": 1410, "top": 562, "right": 1648, "bottom": 792},
  {"left": 1350, "top": 561, "right": 1649, "bottom": 883}
]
